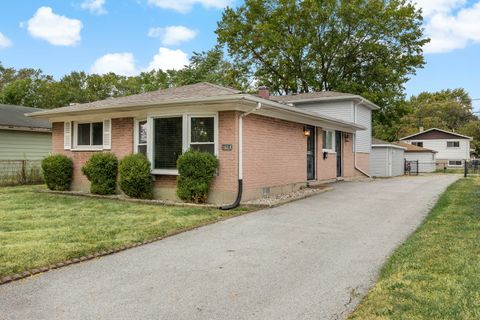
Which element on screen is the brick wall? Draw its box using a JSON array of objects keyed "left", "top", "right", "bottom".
[
  {"left": 51, "top": 118, "right": 134, "bottom": 191},
  {"left": 242, "top": 114, "right": 306, "bottom": 190},
  {"left": 316, "top": 129, "right": 337, "bottom": 180},
  {"left": 343, "top": 133, "right": 369, "bottom": 177}
]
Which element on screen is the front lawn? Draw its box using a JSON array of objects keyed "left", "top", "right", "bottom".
[
  {"left": 0, "top": 186, "right": 250, "bottom": 278},
  {"left": 349, "top": 177, "right": 480, "bottom": 319}
]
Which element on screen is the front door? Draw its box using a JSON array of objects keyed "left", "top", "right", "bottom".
[
  {"left": 306, "top": 126, "right": 315, "bottom": 180},
  {"left": 335, "top": 131, "right": 342, "bottom": 177}
]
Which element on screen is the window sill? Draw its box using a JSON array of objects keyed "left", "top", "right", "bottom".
[
  {"left": 151, "top": 169, "right": 179, "bottom": 175},
  {"left": 71, "top": 147, "right": 104, "bottom": 152},
  {"left": 322, "top": 149, "right": 336, "bottom": 154}
]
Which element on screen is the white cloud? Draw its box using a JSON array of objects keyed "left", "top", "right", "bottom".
[
  {"left": 148, "top": 26, "right": 198, "bottom": 46},
  {"left": 419, "top": 2, "right": 480, "bottom": 54},
  {"left": 81, "top": 0, "right": 107, "bottom": 15},
  {"left": 25, "top": 7, "right": 83, "bottom": 46},
  {"left": 413, "top": 0, "right": 466, "bottom": 18},
  {"left": 0, "top": 32, "right": 12, "bottom": 49},
  {"left": 146, "top": 47, "right": 189, "bottom": 71},
  {"left": 90, "top": 53, "right": 138, "bottom": 76},
  {"left": 147, "top": 0, "right": 231, "bottom": 13},
  {"left": 90, "top": 48, "right": 189, "bottom": 76}
]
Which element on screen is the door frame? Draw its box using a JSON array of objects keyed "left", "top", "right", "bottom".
[
  {"left": 306, "top": 125, "right": 316, "bottom": 181},
  {"left": 335, "top": 131, "right": 343, "bottom": 177}
]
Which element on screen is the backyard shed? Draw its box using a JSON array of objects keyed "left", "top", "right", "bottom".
[{"left": 370, "top": 138, "right": 406, "bottom": 177}]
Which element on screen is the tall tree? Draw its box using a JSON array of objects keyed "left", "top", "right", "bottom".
[
  {"left": 172, "top": 47, "right": 250, "bottom": 90},
  {"left": 217, "top": 0, "right": 428, "bottom": 125}
]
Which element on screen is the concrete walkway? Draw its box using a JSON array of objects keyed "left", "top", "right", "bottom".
[{"left": 0, "top": 175, "right": 458, "bottom": 320}]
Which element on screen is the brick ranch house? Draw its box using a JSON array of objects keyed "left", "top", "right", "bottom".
[{"left": 28, "top": 82, "right": 378, "bottom": 205}]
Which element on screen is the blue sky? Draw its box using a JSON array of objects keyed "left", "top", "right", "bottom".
[{"left": 0, "top": 0, "right": 479, "bottom": 112}]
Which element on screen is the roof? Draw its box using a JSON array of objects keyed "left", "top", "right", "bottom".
[
  {"left": 29, "top": 82, "right": 242, "bottom": 116},
  {"left": 372, "top": 138, "right": 406, "bottom": 150},
  {"left": 269, "top": 91, "right": 379, "bottom": 110},
  {"left": 0, "top": 104, "right": 51, "bottom": 132},
  {"left": 392, "top": 141, "right": 437, "bottom": 153},
  {"left": 399, "top": 128, "right": 472, "bottom": 141},
  {"left": 27, "top": 82, "right": 366, "bottom": 133}
]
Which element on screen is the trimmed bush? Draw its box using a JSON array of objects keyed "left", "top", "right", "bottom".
[
  {"left": 81, "top": 153, "right": 118, "bottom": 195},
  {"left": 41, "top": 155, "right": 73, "bottom": 191},
  {"left": 119, "top": 154, "right": 153, "bottom": 199},
  {"left": 176, "top": 150, "right": 219, "bottom": 203}
]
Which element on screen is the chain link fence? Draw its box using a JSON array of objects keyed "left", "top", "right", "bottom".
[{"left": 0, "top": 160, "right": 44, "bottom": 186}]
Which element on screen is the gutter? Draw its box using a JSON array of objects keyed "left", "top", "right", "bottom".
[
  {"left": 353, "top": 102, "right": 371, "bottom": 178},
  {"left": 220, "top": 102, "right": 262, "bottom": 210}
]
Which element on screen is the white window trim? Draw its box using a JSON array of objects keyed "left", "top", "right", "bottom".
[
  {"left": 134, "top": 119, "right": 147, "bottom": 154},
  {"left": 446, "top": 141, "right": 461, "bottom": 148},
  {"left": 72, "top": 121, "right": 104, "bottom": 151},
  {"left": 147, "top": 112, "right": 218, "bottom": 175},
  {"left": 448, "top": 160, "right": 463, "bottom": 167},
  {"left": 322, "top": 129, "right": 336, "bottom": 153}
]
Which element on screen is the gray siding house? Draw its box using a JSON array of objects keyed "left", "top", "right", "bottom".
[{"left": 0, "top": 104, "right": 52, "bottom": 184}]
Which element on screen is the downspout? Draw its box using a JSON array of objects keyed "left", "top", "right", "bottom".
[
  {"left": 353, "top": 101, "right": 371, "bottom": 178},
  {"left": 220, "top": 102, "right": 262, "bottom": 210}
]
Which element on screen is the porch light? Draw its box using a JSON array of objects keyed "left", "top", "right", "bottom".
[
  {"left": 344, "top": 133, "right": 350, "bottom": 142},
  {"left": 303, "top": 127, "right": 311, "bottom": 137}
]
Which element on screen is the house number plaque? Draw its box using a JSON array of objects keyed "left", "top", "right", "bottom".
[{"left": 222, "top": 144, "right": 233, "bottom": 151}]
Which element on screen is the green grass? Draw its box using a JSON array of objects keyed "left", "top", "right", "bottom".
[
  {"left": 435, "top": 168, "right": 465, "bottom": 174},
  {"left": 0, "top": 185, "right": 250, "bottom": 277},
  {"left": 349, "top": 177, "right": 480, "bottom": 320}
]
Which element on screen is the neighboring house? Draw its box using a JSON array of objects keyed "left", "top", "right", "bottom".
[
  {"left": 392, "top": 141, "right": 437, "bottom": 173},
  {"left": 0, "top": 104, "right": 52, "bottom": 161},
  {"left": 399, "top": 128, "right": 472, "bottom": 168},
  {"left": 370, "top": 138, "right": 405, "bottom": 177},
  {"left": 28, "top": 82, "right": 376, "bottom": 204},
  {"left": 269, "top": 89, "right": 377, "bottom": 178}
]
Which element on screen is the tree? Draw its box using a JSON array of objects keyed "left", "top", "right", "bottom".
[
  {"left": 217, "top": 0, "right": 428, "bottom": 126},
  {"left": 459, "top": 120, "right": 480, "bottom": 156},
  {"left": 171, "top": 47, "right": 250, "bottom": 90},
  {"left": 374, "top": 88, "right": 478, "bottom": 142}
]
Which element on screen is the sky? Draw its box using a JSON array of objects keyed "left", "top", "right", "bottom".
[{"left": 0, "top": 0, "right": 479, "bottom": 112}]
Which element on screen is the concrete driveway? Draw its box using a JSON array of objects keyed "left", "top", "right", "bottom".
[{"left": 0, "top": 175, "right": 458, "bottom": 320}]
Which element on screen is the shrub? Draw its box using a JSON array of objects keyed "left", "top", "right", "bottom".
[
  {"left": 81, "top": 153, "right": 118, "bottom": 195},
  {"left": 119, "top": 154, "right": 153, "bottom": 199},
  {"left": 176, "top": 150, "right": 219, "bottom": 203},
  {"left": 41, "top": 155, "right": 73, "bottom": 191}
]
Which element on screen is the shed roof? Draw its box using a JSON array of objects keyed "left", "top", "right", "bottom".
[
  {"left": 392, "top": 141, "right": 437, "bottom": 153},
  {"left": 372, "top": 138, "right": 406, "bottom": 150},
  {"left": 0, "top": 104, "right": 51, "bottom": 132}
]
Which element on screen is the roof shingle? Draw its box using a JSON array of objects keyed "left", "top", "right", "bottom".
[{"left": 0, "top": 104, "right": 51, "bottom": 130}]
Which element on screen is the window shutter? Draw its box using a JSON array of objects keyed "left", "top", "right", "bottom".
[
  {"left": 103, "top": 119, "right": 111, "bottom": 149},
  {"left": 64, "top": 121, "right": 72, "bottom": 150}
]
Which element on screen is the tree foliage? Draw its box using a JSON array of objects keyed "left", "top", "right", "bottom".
[
  {"left": 375, "top": 88, "right": 477, "bottom": 141},
  {"left": 217, "top": 0, "right": 428, "bottom": 126},
  {"left": 0, "top": 47, "right": 245, "bottom": 109}
]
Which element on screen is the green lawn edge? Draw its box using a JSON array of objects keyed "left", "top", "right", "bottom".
[
  {"left": 0, "top": 185, "right": 254, "bottom": 278},
  {"left": 348, "top": 177, "right": 480, "bottom": 319}
]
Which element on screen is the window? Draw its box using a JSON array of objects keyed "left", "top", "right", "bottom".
[
  {"left": 136, "top": 120, "right": 147, "bottom": 155},
  {"left": 76, "top": 122, "right": 103, "bottom": 147},
  {"left": 153, "top": 117, "right": 183, "bottom": 170},
  {"left": 149, "top": 114, "right": 217, "bottom": 174},
  {"left": 448, "top": 160, "right": 463, "bottom": 166},
  {"left": 323, "top": 130, "right": 334, "bottom": 150},
  {"left": 412, "top": 141, "right": 423, "bottom": 147},
  {"left": 190, "top": 117, "right": 215, "bottom": 154},
  {"left": 447, "top": 141, "right": 460, "bottom": 148}
]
